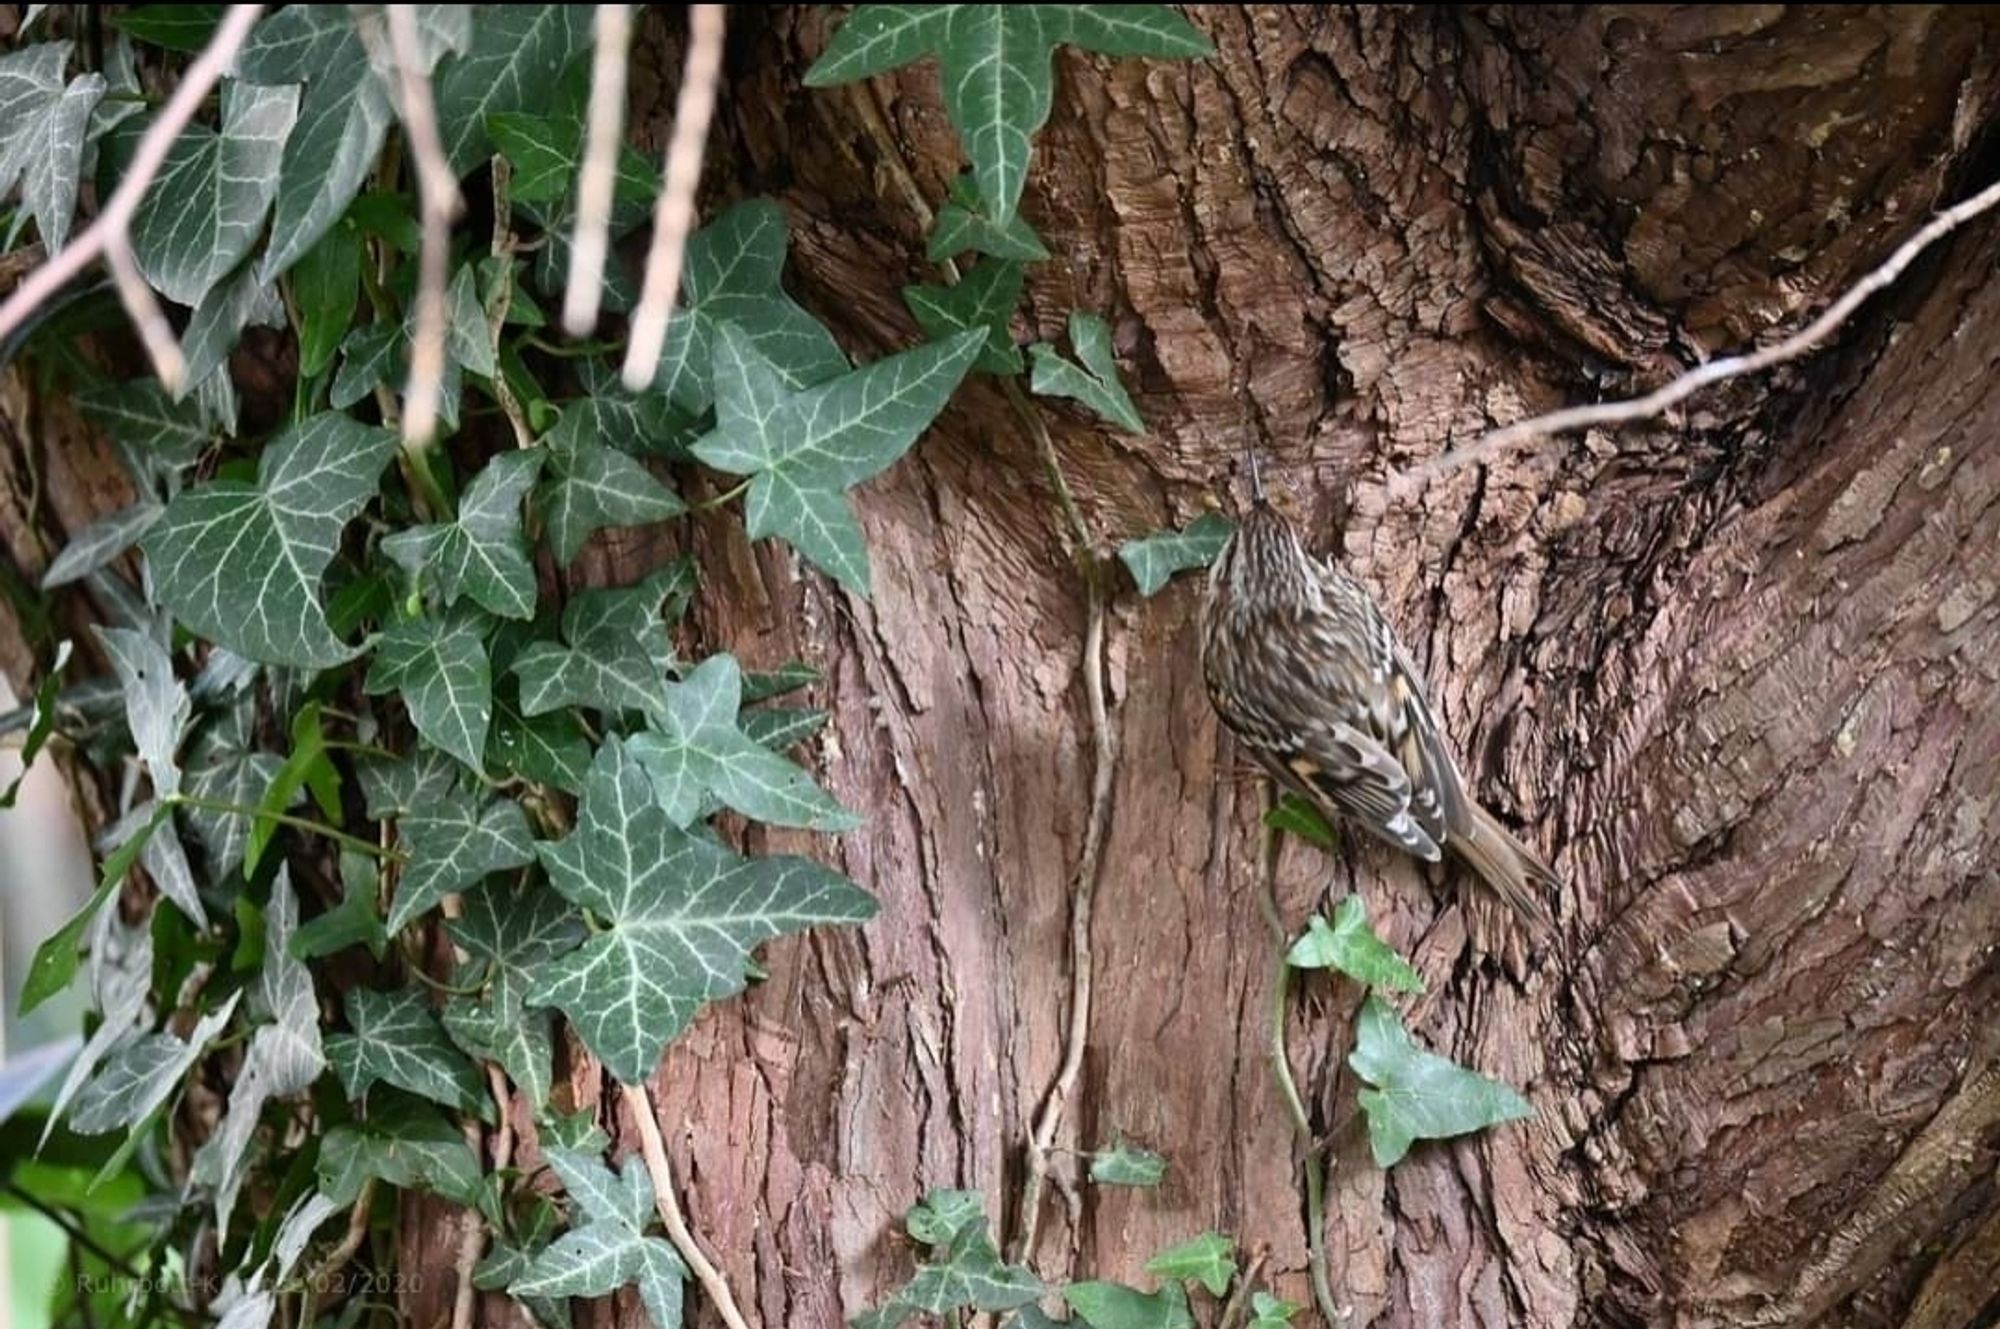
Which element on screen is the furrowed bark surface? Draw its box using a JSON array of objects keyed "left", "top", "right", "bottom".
[{"left": 4, "top": 7, "right": 1999, "bottom": 1329}]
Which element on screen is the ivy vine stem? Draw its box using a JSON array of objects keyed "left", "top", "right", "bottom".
[
  {"left": 167, "top": 793, "right": 410, "bottom": 864},
  {"left": 621, "top": 1082, "right": 755, "bottom": 1329}
]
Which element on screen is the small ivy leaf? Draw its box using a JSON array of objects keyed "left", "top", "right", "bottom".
[
  {"left": 93, "top": 624, "right": 189, "bottom": 801},
  {"left": 0, "top": 42, "right": 106, "bottom": 253},
  {"left": 68, "top": 991, "right": 241, "bottom": 1135},
  {"left": 1089, "top": 1140, "right": 1167, "bottom": 1187},
  {"left": 535, "top": 404, "right": 686, "bottom": 566},
  {"left": 1247, "top": 1291, "right": 1300, "bottom": 1327},
  {"left": 330, "top": 320, "right": 400, "bottom": 410},
  {"left": 0, "top": 640, "right": 69, "bottom": 810},
  {"left": 434, "top": 5, "right": 593, "bottom": 174},
  {"left": 385, "top": 449, "right": 544, "bottom": 619},
  {"left": 741, "top": 706, "right": 829, "bottom": 752},
  {"left": 1263, "top": 791, "right": 1337, "bottom": 849},
  {"left": 896, "top": 1212, "right": 1043, "bottom": 1317},
  {"left": 366, "top": 612, "right": 493, "bottom": 776},
  {"left": 1064, "top": 1281, "right": 1195, "bottom": 1329},
  {"left": 529, "top": 738, "right": 878, "bottom": 1083},
  {"left": 487, "top": 108, "right": 656, "bottom": 212},
  {"left": 1347, "top": 995, "right": 1532, "bottom": 1168},
  {"left": 540, "top": 1106, "right": 610, "bottom": 1154},
  {"left": 78, "top": 381, "right": 210, "bottom": 485},
  {"left": 446, "top": 263, "right": 499, "bottom": 377},
  {"left": 291, "top": 221, "right": 364, "bottom": 378},
  {"left": 357, "top": 747, "right": 462, "bottom": 820},
  {"left": 568, "top": 359, "right": 705, "bottom": 458},
  {"left": 511, "top": 1156, "right": 688, "bottom": 1329},
  {"left": 692, "top": 324, "right": 985, "bottom": 593},
  {"left": 129, "top": 81, "right": 298, "bottom": 308},
  {"left": 239, "top": 6, "right": 394, "bottom": 281},
  {"left": 108, "top": 6, "right": 224, "bottom": 51},
  {"left": 181, "top": 263, "right": 287, "bottom": 403},
  {"left": 41, "top": 502, "right": 161, "bottom": 590},
  {"left": 1030, "top": 311, "right": 1144, "bottom": 434},
  {"left": 326, "top": 988, "right": 491, "bottom": 1118},
  {"left": 928, "top": 174, "right": 1050, "bottom": 262},
  {"left": 392, "top": 786, "right": 536, "bottom": 933},
  {"left": 193, "top": 872, "right": 326, "bottom": 1239},
  {"left": 906, "top": 1189, "right": 987, "bottom": 1247},
  {"left": 244, "top": 702, "right": 341, "bottom": 877},
  {"left": 443, "top": 879, "right": 583, "bottom": 1114},
  {"left": 20, "top": 806, "right": 161, "bottom": 1014},
  {"left": 489, "top": 690, "right": 592, "bottom": 794},
  {"left": 1287, "top": 896, "right": 1424, "bottom": 994},
  {"left": 475, "top": 1196, "right": 573, "bottom": 1329},
  {"left": 512, "top": 561, "right": 690, "bottom": 716},
  {"left": 1143, "top": 1232, "right": 1236, "bottom": 1299},
  {"left": 102, "top": 800, "right": 206, "bottom": 927},
  {"left": 38, "top": 916, "right": 153, "bottom": 1142},
  {"left": 638, "top": 198, "right": 850, "bottom": 412},
  {"left": 804, "top": 6, "right": 1212, "bottom": 226},
  {"left": 740, "top": 661, "right": 821, "bottom": 703},
  {"left": 628, "top": 654, "right": 860, "bottom": 832},
  {"left": 902, "top": 259, "right": 1025, "bottom": 375},
  {"left": 318, "top": 1092, "right": 485, "bottom": 1211},
  {"left": 142, "top": 414, "right": 398, "bottom": 667},
  {"left": 1118, "top": 512, "right": 1233, "bottom": 597},
  {"left": 292, "top": 850, "right": 389, "bottom": 962}
]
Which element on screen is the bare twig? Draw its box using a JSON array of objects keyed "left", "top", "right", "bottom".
[
  {"left": 0, "top": 3, "right": 265, "bottom": 391},
  {"left": 449, "top": 1067, "right": 517, "bottom": 1329},
  {"left": 621, "top": 1081, "right": 755, "bottom": 1329},
  {"left": 1402, "top": 174, "right": 2000, "bottom": 489},
  {"left": 620, "top": 3, "right": 726, "bottom": 390},
  {"left": 1218, "top": 1247, "right": 1270, "bottom": 1329},
  {"left": 562, "top": 2, "right": 634, "bottom": 336},
  {"left": 382, "top": 4, "right": 462, "bottom": 448}
]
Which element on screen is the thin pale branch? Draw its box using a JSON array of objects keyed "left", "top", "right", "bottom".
[
  {"left": 621, "top": 1081, "right": 755, "bottom": 1329},
  {"left": 1401, "top": 174, "right": 2000, "bottom": 490},
  {"left": 0, "top": 3, "right": 265, "bottom": 391},
  {"left": 382, "top": 4, "right": 463, "bottom": 448},
  {"left": 620, "top": 3, "right": 726, "bottom": 391},
  {"left": 562, "top": 2, "right": 634, "bottom": 336}
]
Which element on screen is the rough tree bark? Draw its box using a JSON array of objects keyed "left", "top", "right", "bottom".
[{"left": 5, "top": 6, "right": 1999, "bottom": 1329}]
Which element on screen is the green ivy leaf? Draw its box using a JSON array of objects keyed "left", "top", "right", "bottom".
[
  {"left": 182, "top": 704, "right": 283, "bottom": 880},
  {"left": 512, "top": 562, "right": 690, "bottom": 716},
  {"left": 741, "top": 706, "right": 828, "bottom": 752},
  {"left": 180, "top": 263, "right": 286, "bottom": 398},
  {"left": 536, "top": 404, "right": 686, "bottom": 566},
  {"left": 141, "top": 414, "right": 398, "bottom": 667},
  {"left": 392, "top": 786, "right": 536, "bottom": 933},
  {"left": 358, "top": 747, "right": 462, "bottom": 820},
  {"left": 1030, "top": 311, "right": 1144, "bottom": 433},
  {"left": 94, "top": 623, "right": 189, "bottom": 809},
  {"left": 857, "top": 1197, "right": 1042, "bottom": 1328},
  {"left": 446, "top": 262, "right": 499, "bottom": 377},
  {"left": 326, "top": 988, "right": 490, "bottom": 1118},
  {"left": 318, "top": 1092, "right": 485, "bottom": 1210},
  {"left": 1065, "top": 1282, "right": 1195, "bottom": 1329},
  {"left": 0, "top": 42, "right": 106, "bottom": 253},
  {"left": 1262, "top": 791, "right": 1337, "bottom": 849},
  {"left": 247, "top": 702, "right": 341, "bottom": 876},
  {"left": 1118, "top": 512, "right": 1232, "bottom": 596},
  {"left": 528, "top": 738, "right": 877, "bottom": 1083},
  {"left": 1288, "top": 896, "right": 1424, "bottom": 994},
  {"left": 540, "top": 1106, "right": 610, "bottom": 1154},
  {"left": 640, "top": 199, "right": 850, "bottom": 413},
  {"left": 487, "top": 108, "right": 656, "bottom": 211},
  {"left": 510, "top": 1149, "right": 686, "bottom": 1329},
  {"left": 0, "top": 640, "right": 68, "bottom": 810},
  {"left": 488, "top": 690, "right": 592, "bottom": 794},
  {"left": 692, "top": 324, "right": 984, "bottom": 592},
  {"left": 905, "top": 1190, "right": 987, "bottom": 1247},
  {"left": 292, "top": 221, "right": 364, "bottom": 379},
  {"left": 928, "top": 174, "right": 1049, "bottom": 262},
  {"left": 385, "top": 450, "right": 543, "bottom": 618},
  {"left": 1347, "top": 996, "right": 1531, "bottom": 1168},
  {"left": 1247, "top": 1291, "right": 1300, "bottom": 1327},
  {"left": 20, "top": 805, "right": 159, "bottom": 1013},
  {"left": 443, "top": 879, "right": 583, "bottom": 1114},
  {"left": 1090, "top": 1140, "right": 1166, "bottom": 1187},
  {"left": 129, "top": 82, "right": 298, "bottom": 307},
  {"left": 78, "top": 381, "right": 210, "bottom": 482},
  {"left": 330, "top": 320, "right": 401, "bottom": 410},
  {"left": 434, "top": 5, "right": 593, "bottom": 174},
  {"left": 475, "top": 1195, "right": 572, "bottom": 1329},
  {"left": 804, "top": 6, "right": 1211, "bottom": 225},
  {"left": 902, "top": 259, "right": 1024, "bottom": 375},
  {"left": 628, "top": 654, "right": 859, "bottom": 832},
  {"left": 108, "top": 6, "right": 224, "bottom": 50},
  {"left": 68, "top": 992, "right": 240, "bottom": 1135},
  {"left": 741, "top": 661, "right": 821, "bottom": 703},
  {"left": 292, "top": 850, "right": 389, "bottom": 962},
  {"left": 1143, "top": 1233, "right": 1235, "bottom": 1299}
]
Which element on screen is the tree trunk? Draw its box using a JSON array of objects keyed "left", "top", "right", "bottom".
[{"left": 7, "top": 6, "right": 2000, "bottom": 1328}]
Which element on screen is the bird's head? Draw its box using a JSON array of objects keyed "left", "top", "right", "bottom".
[{"left": 1207, "top": 452, "right": 1318, "bottom": 613}]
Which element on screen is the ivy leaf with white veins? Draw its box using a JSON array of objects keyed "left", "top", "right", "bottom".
[
  {"left": 488, "top": 691, "right": 592, "bottom": 795},
  {"left": 529, "top": 738, "right": 878, "bottom": 1083},
  {"left": 129, "top": 81, "right": 298, "bottom": 307},
  {"left": 628, "top": 653, "right": 859, "bottom": 832},
  {"left": 357, "top": 747, "right": 462, "bottom": 820},
  {"left": 141, "top": 414, "right": 398, "bottom": 667},
  {"left": 1288, "top": 895, "right": 1424, "bottom": 994},
  {"left": 511, "top": 1149, "right": 686, "bottom": 1329},
  {"left": 391, "top": 786, "right": 535, "bottom": 933},
  {"left": 237, "top": 5, "right": 393, "bottom": 281},
  {"left": 1089, "top": 1140, "right": 1166, "bottom": 1187},
  {"left": 180, "top": 263, "right": 287, "bottom": 401},
  {"left": 326, "top": 988, "right": 490, "bottom": 1118},
  {"left": 365, "top": 613, "right": 491, "bottom": 776},
  {"left": 855, "top": 1200, "right": 1042, "bottom": 1328},
  {"left": 512, "top": 561, "right": 691, "bottom": 717},
  {"left": 1030, "top": 311, "right": 1145, "bottom": 434},
  {"left": 0, "top": 42, "right": 106, "bottom": 253},
  {"left": 535, "top": 403, "right": 685, "bottom": 566},
  {"left": 78, "top": 381, "right": 209, "bottom": 485},
  {"left": 902, "top": 259, "right": 1025, "bottom": 375},
  {"left": 1118, "top": 512, "right": 1232, "bottom": 597},
  {"left": 68, "top": 991, "right": 241, "bottom": 1135},
  {"left": 928, "top": 173, "right": 1049, "bottom": 262},
  {"left": 43, "top": 502, "right": 162, "bottom": 590},
  {"left": 93, "top": 624, "right": 188, "bottom": 800},
  {"left": 318, "top": 1092, "right": 485, "bottom": 1211},
  {"left": 691, "top": 324, "right": 984, "bottom": 593},
  {"left": 638, "top": 198, "right": 850, "bottom": 413},
  {"left": 443, "top": 879, "right": 583, "bottom": 1113},
  {"left": 486, "top": 107, "right": 656, "bottom": 213},
  {"left": 804, "top": 5, "right": 1212, "bottom": 226},
  {"left": 384, "top": 450, "right": 542, "bottom": 618},
  {"left": 434, "top": 5, "right": 593, "bottom": 175},
  {"left": 1347, "top": 996, "right": 1531, "bottom": 1168},
  {"left": 1143, "top": 1232, "right": 1236, "bottom": 1300},
  {"left": 1064, "top": 1281, "right": 1195, "bottom": 1329}
]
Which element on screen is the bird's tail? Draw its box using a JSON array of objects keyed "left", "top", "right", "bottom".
[{"left": 1448, "top": 805, "right": 1560, "bottom": 934}]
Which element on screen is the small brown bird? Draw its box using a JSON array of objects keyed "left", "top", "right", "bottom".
[{"left": 1201, "top": 459, "right": 1560, "bottom": 929}]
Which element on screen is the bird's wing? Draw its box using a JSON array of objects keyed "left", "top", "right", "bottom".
[
  {"left": 1383, "top": 638, "right": 1475, "bottom": 843},
  {"left": 1281, "top": 720, "right": 1444, "bottom": 862}
]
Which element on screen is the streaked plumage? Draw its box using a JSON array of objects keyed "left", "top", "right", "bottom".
[{"left": 1200, "top": 481, "right": 1559, "bottom": 929}]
